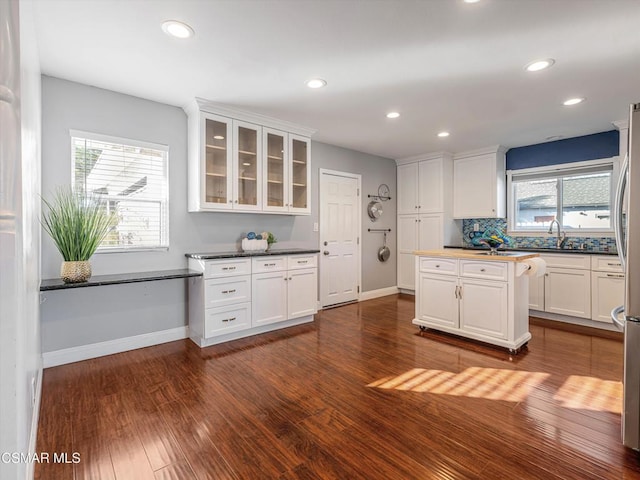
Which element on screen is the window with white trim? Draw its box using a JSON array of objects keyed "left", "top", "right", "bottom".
[
  {"left": 508, "top": 160, "right": 615, "bottom": 233},
  {"left": 71, "top": 131, "right": 169, "bottom": 251}
]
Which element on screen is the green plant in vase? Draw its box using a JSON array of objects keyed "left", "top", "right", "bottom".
[{"left": 41, "top": 187, "right": 115, "bottom": 283}]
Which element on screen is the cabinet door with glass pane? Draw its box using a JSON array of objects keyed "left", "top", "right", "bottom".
[
  {"left": 289, "top": 135, "right": 311, "bottom": 214},
  {"left": 263, "top": 128, "right": 289, "bottom": 212},
  {"left": 201, "top": 113, "right": 233, "bottom": 209},
  {"left": 233, "top": 120, "right": 262, "bottom": 210}
]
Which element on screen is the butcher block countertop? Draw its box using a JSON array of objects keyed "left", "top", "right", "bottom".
[{"left": 413, "top": 248, "right": 540, "bottom": 262}]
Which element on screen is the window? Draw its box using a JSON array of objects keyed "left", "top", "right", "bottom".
[
  {"left": 71, "top": 131, "right": 169, "bottom": 251},
  {"left": 508, "top": 160, "right": 615, "bottom": 233}
]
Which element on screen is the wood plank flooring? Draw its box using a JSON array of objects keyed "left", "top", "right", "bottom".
[{"left": 35, "top": 294, "right": 640, "bottom": 479}]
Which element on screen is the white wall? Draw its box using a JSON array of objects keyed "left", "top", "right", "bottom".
[
  {"left": 40, "top": 77, "right": 397, "bottom": 354},
  {"left": 0, "top": 1, "right": 42, "bottom": 479}
]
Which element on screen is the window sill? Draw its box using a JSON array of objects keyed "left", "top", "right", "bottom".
[{"left": 96, "top": 247, "right": 170, "bottom": 254}]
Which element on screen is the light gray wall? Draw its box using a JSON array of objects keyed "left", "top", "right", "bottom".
[
  {"left": 0, "top": 1, "right": 42, "bottom": 478},
  {"left": 40, "top": 76, "right": 396, "bottom": 353}
]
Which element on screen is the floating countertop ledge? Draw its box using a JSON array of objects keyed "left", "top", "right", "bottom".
[
  {"left": 40, "top": 269, "right": 202, "bottom": 292},
  {"left": 185, "top": 248, "right": 320, "bottom": 260}
]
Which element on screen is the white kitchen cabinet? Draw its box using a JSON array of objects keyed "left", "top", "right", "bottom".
[
  {"left": 591, "top": 255, "right": 625, "bottom": 324},
  {"left": 453, "top": 146, "right": 506, "bottom": 219},
  {"left": 459, "top": 277, "right": 508, "bottom": 340},
  {"left": 252, "top": 256, "right": 318, "bottom": 326},
  {"left": 416, "top": 273, "right": 458, "bottom": 328},
  {"left": 544, "top": 268, "right": 591, "bottom": 319},
  {"left": 188, "top": 253, "right": 318, "bottom": 347},
  {"left": 528, "top": 274, "right": 545, "bottom": 311},
  {"left": 398, "top": 213, "right": 446, "bottom": 290},
  {"left": 591, "top": 271, "right": 625, "bottom": 323},
  {"left": 413, "top": 254, "right": 531, "bottom": 351},
  {"left": 396, "top": 153, "right": 458, "bottom": 291},
  {"left": 186, "top": 98, "right": 314, "bottom": 214}
]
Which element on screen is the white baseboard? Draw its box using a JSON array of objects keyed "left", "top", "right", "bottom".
[
  {"left": 25, "top": 364, "right": 42, "bottom": 480},
  {"left": 42, "top": 326, "right": 188, "bottom": 368},
  {"left": 359, "top": 286, "right": 400, "bottom": 301},
  {"left": 529, "top": 310, "right": 619, "bottom": 332}
]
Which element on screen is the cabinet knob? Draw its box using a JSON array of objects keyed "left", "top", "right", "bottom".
[
  {"left": 480, "top": 268, "right": 485, "bottom": 272},
  {"left": 435, "top": 265, "right": 440, "bottom": 268},
  {"left": 323, "top": 250, "right": 330, "bottom": 255}
]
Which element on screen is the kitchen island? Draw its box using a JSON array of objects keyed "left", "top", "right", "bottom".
[{"left": 413, "top": 248, "right": 541, "bottom": 353}]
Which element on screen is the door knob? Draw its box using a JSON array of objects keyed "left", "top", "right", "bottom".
[{"left": 323, "top": 250, "right": 330, "bottom": 255}]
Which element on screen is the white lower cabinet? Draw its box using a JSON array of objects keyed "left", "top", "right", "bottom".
[
  {"left": 459, "top": 278, "right": 508, "bottom": 340},
  {"left": 414, "top": 256, "right": 530, "bottom": 351},
  {"left": 416, "top": 273, "right": 458, "bottom": 328},
  {"left": 591, "top": 271, "right": 625, "bottom": 323},
  {"left": 528, "top": 253, "right": 623, "bottom": 327},
  {"left": 544, "top": 267, "right": 591, "bottom": 318},
  {"left": 188, "top": 254, "right": 318, "bottom": 346}
]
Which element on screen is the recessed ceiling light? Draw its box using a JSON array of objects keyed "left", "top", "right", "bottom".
[
  {"left": 525, "top": 58, "right": 555, "bottom": 72},
  {"left": 243, "top": 162, "right": 251, "bottom": 166},
  {"left": 437, "top": 131, "right": 450, "bottom": 137},
  {"left": 463, "top": 0, "right": 481, "bottom": 3},
  {"left": 161, "top": 20, "right": 194, "bottom": 39},
  {"left": 306, "top": 78, "right": 327, "bottom": 89},
  {"left": 213, "top": 135, "right": 224, "bottom": 140},
  {"left": 386, "top": 112, "right": 400, "bottom": 119},
  {"left": 563, "top": 97, "right": 585, "bottom": 106}
]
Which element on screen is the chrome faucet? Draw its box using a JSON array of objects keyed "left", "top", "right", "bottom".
[{"left": 548, "top": 219, "right": 567, "bottom": 248}]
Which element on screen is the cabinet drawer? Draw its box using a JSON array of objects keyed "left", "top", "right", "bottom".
[
  {"left": 205, "top": 302, "right": 251, "bottom": 338},
  {"left": 419, "top": 257, "right": 457, "bottom": 275},
  {"left": 204, "top": 276, "right": 251, "bottom": 308},
  {"left": 202, "top": 258, "right": 251, "bottom": 278},
  {"left": 459, "top": 260, "right": 507, "bottom": 281},
  {"left": 287, "top": 255, "right": 317, "bottom": 270},
  {"left": 252, "top": 256, "right": 286, "bottom": 273},
  {"left": 591, "top": 255, "right": 624, "bottom": 273},
  {"left": 539, "top": 253, "right": 590, "bottom": 270}
]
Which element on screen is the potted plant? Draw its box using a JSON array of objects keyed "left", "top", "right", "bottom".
[{"left": 41, "top": 187, "right": 115, "bottom": 283}]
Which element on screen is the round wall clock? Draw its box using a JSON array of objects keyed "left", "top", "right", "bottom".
[{"left": 378, "top": 183, "right": 390, "bottom": 200}]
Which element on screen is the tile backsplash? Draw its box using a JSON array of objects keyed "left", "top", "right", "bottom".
[{"left": 462, "top": 218, "right": 617, "bottom": 253}]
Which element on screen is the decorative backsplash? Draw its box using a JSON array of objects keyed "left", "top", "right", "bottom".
[{"left": 461, "top": 218, "right": 618, "bottom": 253}]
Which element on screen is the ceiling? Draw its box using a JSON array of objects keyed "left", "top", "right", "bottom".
[{"left": 32, "top": 0, "right": 640, "bottom": 160}]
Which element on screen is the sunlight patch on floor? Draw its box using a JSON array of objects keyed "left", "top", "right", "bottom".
[
  {"left": 553, "top": 375, "right": 622, "bottom": 414},
  {"left": 368, "top": 367, "right": 550, "bottom": 402}
]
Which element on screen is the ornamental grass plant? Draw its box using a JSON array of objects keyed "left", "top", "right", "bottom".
[{"left": 41, "top": 187, "right": 115, "bottom": 261}]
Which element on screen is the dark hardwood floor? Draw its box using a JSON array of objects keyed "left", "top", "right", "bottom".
[{"left": 35, "top": 294, "right": 640, "bottom": 479}]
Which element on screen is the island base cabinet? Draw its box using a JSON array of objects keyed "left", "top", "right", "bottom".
[
  {"left": 416, "top": 273, "right": 458, "bottom": 328},
  {"left": 413, "top": 255, "right": 531, "bottom": 351},
  {"left": 459, "top": 278, "right": 508, "bottom": 340}
]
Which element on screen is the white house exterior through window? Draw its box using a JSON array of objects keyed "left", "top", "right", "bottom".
[{"left": 71, "top": 130, "right": 169, "bottom": 251}]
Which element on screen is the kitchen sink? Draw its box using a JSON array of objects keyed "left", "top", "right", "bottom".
[{"left": 472, "top": 251, "right": 522, "bottom": 256}]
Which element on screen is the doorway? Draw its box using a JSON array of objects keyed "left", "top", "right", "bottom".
[{"left": 319, "top": 169, "right": 361, "bottom": 308}]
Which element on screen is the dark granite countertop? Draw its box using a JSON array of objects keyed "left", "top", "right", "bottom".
[
  {"left": 445, "top": 245, "right": 619, "bottom": 256},
  {"left": 185, "top": 248, "right": 320, "bottom": 260},
  {"left": 40, "top": 269, "right": 202, "bottom": 291}
]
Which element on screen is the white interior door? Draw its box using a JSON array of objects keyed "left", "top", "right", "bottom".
[{"left": 320, "top": 170, "right": 361, "bottom": 308}]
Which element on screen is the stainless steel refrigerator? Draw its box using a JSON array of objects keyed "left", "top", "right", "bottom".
[{"left": 613, "top": 103, "right": 640, "bottom": 450}]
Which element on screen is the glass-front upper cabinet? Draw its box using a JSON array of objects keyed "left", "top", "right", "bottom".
[
  {"left": 263, "top": 128, "right": 288, "bottom": 212},
  {"left": 233, "top": 120, "right": 262, "bottom": 210},
  {"left": 289, "top": 135, "right": 311, "bottom": 214},
  {"left": 202, "top": 113, "right": 232, "bottom": 209}
]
